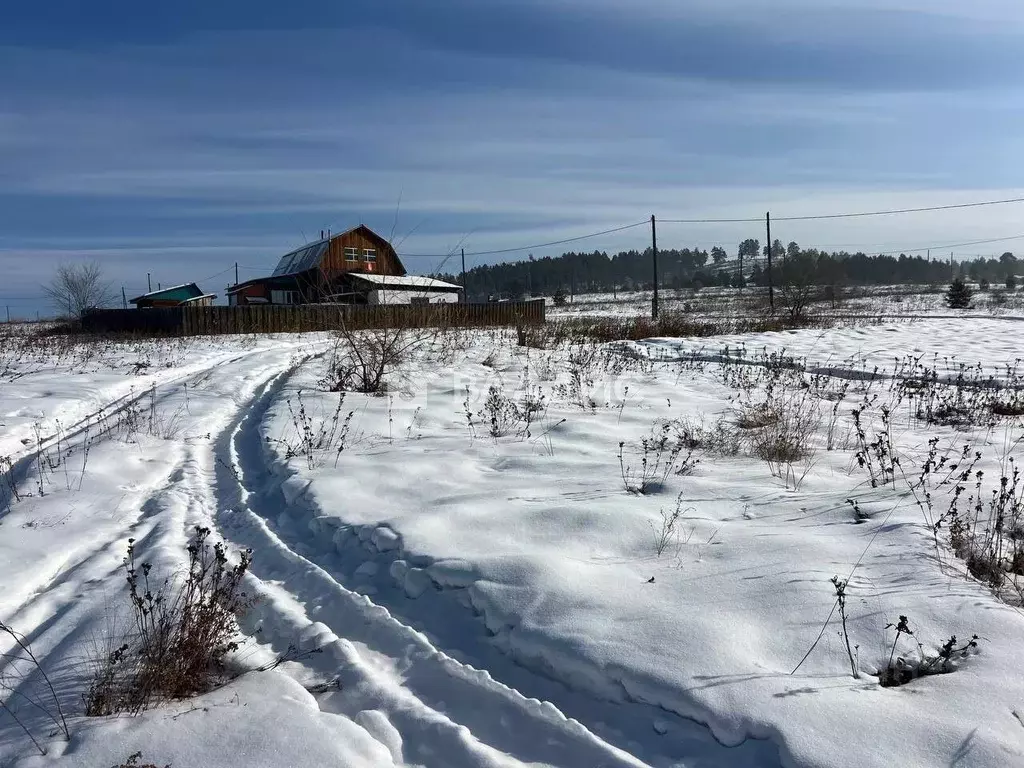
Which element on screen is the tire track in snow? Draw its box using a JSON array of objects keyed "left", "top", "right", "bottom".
[
  {"left": 208, "top": 362, "right": 783, "bottom": 768},
  {"left": 206, "top": 367, "right": 651, "bottom": 768},
  {"left": 0, "top": 349, "right": 309, "bottom": 752},
  {"left": 1, "top": 348, "right": 274, "bottom": 523},
  {"left": 1, "top": 346, "right": 289, "bottom": 631}
]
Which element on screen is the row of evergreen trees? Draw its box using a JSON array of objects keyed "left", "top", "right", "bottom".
[{"left": 439, "top": 241, "right": 1021, "bottom": 300}]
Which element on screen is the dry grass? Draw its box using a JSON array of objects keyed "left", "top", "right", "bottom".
[{"left": 86, "top": 528, "right": 253, "bottom": 716}]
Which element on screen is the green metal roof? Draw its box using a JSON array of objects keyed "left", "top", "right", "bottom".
[{"left": 129, "top": 283, "right": 204, "bottom": 303}]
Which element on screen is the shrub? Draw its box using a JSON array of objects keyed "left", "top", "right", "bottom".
[
  {"left": 735, "top": 403, "right": 779, "bottom": 430},
  {"left": 618, "top": 421, "right": 689, "bottom": 494},
  {"left": 851, "top": 403, "right": 898, "bottom": 488},
  {"left": 651, "top": 492, "right": 694, "bottom": 557},
  {"left": 271, "top": 391, "right": 354, "bottom": 470},
  {"left": 477, "top": 385, "right": 546, "bottom": 439},
  {"left": 673, "top": 416, "right": 741, "bottom": 457},
  {"left": 878, "top": 615, "right": 978, "bottom": 687},
  {"left": 111, "top": 753, "right": 169, "bottom": 768},
  {"left": 557, "top": 340, "right": 601, "bottom": 410},
  {"left": 742, "top": 391, "right": 819, "bottom": 464},
  {"left": 945, "top": 278, "right": 973, "bottom": 309},
  {"left": 1007, "top": 274, "right": 1018, "bottom": 291},
  {"left": 939, "top": 459, "right": 1024, "bottom": 595},
  {"left": 86, "top": 528, "right": 253, "bottom": 716},
  {"left": 742, "top": 389, "right": 820, "bottom": 489},
  {"left": 321, "top": 322, "right": 434, "bottom": 394}
]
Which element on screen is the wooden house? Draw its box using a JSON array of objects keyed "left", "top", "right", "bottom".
[
  {"left": 227, "top": 225, "right": 407, "bottom": 306},
  {"left": 130, "top": 283, "right": 216, "bottom": 309}
]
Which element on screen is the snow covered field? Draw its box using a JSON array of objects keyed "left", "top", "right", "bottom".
[
  {"left": 548, "top": 285, "right": 1024, "bottom": 321},
  {"left": 2, "top": 318, "right": 1023, "bottom": 768}
]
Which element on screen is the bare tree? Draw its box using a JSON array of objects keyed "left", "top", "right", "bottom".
[
  {"left": 778, "top": 253, "right": 819, "bottom": 323},
  {"left": 43, "top": 262, "right": 116, "bottom": 317}
]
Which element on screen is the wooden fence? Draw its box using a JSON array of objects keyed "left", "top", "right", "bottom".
[{"left": 80, "top": 300, "right": 545, "bottom": 336}]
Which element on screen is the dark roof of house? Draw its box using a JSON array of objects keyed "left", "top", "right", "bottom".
[
  {"left": 271, "top": 240, "right": 330, "bottom": 277},
  {"left": 129, "top": 283, "right": 207, "bottom": 303}
]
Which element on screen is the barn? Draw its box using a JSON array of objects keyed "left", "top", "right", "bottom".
[
  {"left": 227, "top": 225, "right": 411, "bottom": 306},
  {"left": 130, "top": 283, "right": 216, "bottom": 309}
]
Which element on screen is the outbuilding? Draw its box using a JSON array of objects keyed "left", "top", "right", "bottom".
[
  {"left": 348, "top": 274, "right": 463, "bottom": 305},
  {"left": 129, "top": 283, "right": 216, "bottom": 309}
]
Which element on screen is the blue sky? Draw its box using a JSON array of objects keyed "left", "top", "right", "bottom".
[{"left": 3, "top": 0, "right": 1024, "bottom": 315}]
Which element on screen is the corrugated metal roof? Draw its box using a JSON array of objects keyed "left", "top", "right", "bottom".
[{"left": 349, "top": 274, "right": 462, "bottom": 291}]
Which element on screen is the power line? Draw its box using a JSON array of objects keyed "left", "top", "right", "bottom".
[
  {"left": 400, "top": 220, "right": 650, "bottom": 260},
  {"left": 195, "top": 265, "right": 237, "bottom": 284},
  {"left": 872, "top": 233, "right": 1024, "bottom": 257},
  {"left": 661, "top": 195, "right": 1024, "bottom": 225}
]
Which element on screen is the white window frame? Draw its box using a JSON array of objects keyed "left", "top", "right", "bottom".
[
  {"left": 344, "top": 247, "right": 358, "bottom": 262},
  {"left": 363, "top": 248, "right": 377, "bottom": 262}
]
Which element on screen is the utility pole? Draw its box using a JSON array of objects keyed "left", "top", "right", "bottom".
[
  {"left": 5, "top": 306, "right": 9, "bottom": 324},
  {"left": 571, "top": 265, "right": 576, "bottom": 303},
  {"left": 147, "top": 273, "right": 152, "bottom": 292},
  {"left": 122, "top": 286, "right": 127, "bottom": 309},
  {"left": 651, "top": 214, "right": 659, "bottom": 320},
  {"left": 235, "top": 262, "right": 239, "bottom": 285},
  {"left": 461, "top": 248, "right": 467, "bottom": 303},
  {"left": 738, "top": 248, "right": 744, "bottom": 293},
  {"left": 766, "top": 211, "right": 775, "bottom": 312}
]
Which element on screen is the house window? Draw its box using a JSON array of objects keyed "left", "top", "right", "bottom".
[
  {"left": 410, "top": 296, "right": 430, "bottom": 306},
  {"left": 344, "top": 247, "right": 358, "bottom": 262},
  {"left": 363, "top": 248, "right": 377, "bottom": 262},
  {"left": 270, "top": 290, "right": 301, "bottom": 305}
]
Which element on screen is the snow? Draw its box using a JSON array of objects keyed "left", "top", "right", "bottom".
[
  {"left": 11, "top": 672, "right": 397, "bottom": 768},
  {"left": 547, "top": 285, "right": 1024, "bottom": 320},
  {"left": 2, "top": 318, "right": 1024, "bottom": 768}
]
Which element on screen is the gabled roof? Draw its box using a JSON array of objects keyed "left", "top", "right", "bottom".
[
  {"left": 129, "top": 283, "right": 205, "bottom": 303},
  {"left": 349, "top": 274, "right": 462, "bottom": 291}
]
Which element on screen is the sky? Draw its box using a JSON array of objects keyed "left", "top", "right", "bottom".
[{"left": 3, "top": 0, "right": 1024, "bottom": 316}]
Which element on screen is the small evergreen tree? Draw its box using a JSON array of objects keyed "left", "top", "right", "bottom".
[
  {"left": 552, "top": 288, "right": 567, "bottom": 306},
  {"left": 945, "top": 278, "right": 973, "bottom": 309},
  {"left": 1007, "top": 274, "right": 1018, "bottom": 291},
  {"left": 979, "top": 277, "right": 990, "bottom": 292}
]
